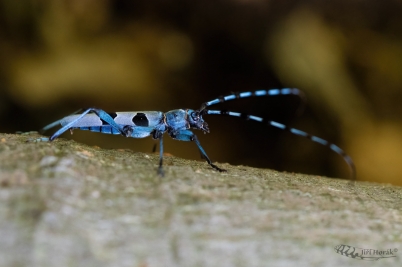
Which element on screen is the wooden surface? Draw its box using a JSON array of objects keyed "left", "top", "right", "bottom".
[{"left": 0, "top": 132, "right": 401, "bottom": 267}]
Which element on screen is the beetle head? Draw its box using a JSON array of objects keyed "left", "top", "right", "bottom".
[{"left": 187, "top": 109, "right": 209, "bottom": 133}]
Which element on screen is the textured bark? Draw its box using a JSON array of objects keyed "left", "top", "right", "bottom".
[{"left": 0, "top": 132, "right": 401, "bottom": 267}]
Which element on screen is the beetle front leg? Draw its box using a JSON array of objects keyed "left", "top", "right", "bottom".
[{"left": 169, "top": 129, "right": 226, "bottom": 172}]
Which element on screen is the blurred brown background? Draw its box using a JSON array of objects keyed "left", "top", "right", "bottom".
[{"left": 0, "top": 0, "right": 401, "bottom": 185}]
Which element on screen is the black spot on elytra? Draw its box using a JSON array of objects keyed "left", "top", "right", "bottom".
[
  {"left": 132, "top": 113, "right": 149, "bottom": 126},
  {"left": 108, "top": 112, "right": 117, "bottom": 119}
]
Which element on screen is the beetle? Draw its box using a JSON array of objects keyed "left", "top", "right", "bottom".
[{"left": 33, "top": 88, "right": 355, "bottom": 178}]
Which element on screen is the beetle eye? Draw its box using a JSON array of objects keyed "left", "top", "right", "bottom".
[{"left": 191, "top": 112, "right": 199, "bottom": 121}]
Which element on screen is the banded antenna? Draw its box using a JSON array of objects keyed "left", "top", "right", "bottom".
[
  {"left": 205, "top": 109, "right": 356, "bottom": 179},
  {"left": 198, "top": 88, "right": 355, "bottom": 179},
  {"left": 199, "top": 88, "right": 306, "bottom": 113}
]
